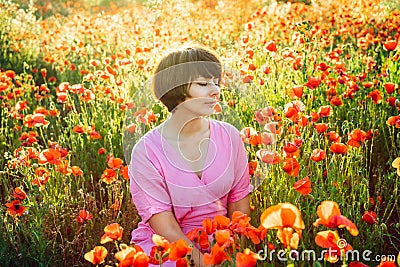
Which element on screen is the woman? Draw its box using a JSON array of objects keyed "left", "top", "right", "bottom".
[{"left": 128, "top": 45, "right": 252, "bottom": 266}]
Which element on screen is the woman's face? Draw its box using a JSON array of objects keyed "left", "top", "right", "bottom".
[{"left": 178, "top": 76, "right": 220, "bottom": 116}]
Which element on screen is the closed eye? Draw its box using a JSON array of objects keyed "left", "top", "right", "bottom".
[{"left": 194, "top": 81, "right": 220, "bottom": 87}]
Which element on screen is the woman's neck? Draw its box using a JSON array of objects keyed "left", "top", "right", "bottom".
[{"left": 161, "top": 111, "right": 208, "bottom": 140}]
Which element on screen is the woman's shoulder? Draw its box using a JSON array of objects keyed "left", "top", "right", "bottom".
[{"left": 130, "top": 127, "right": 161, "bottom": 156}]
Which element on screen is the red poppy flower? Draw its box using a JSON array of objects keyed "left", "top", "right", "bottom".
[
  {"left": 98, "top": 147, "right": 107, "bottom": 155},
  {"left": 330, "top": 143, "right": 348, "bottom": 154},
  {"left": 315, "top": 230, "right": 353, "bottom": 263},
  {"left": 362, "top": 211, "right": 377, "bottom": 225},
  {"left": 89, "top": 126, "right": 102, "bottom": 140},
  {"left": 387, "top": 97, "right": 397, "bottom": 108},
  {"left": 76, "top": 209, "right": 93, "bottom": 223},
  {"left": 283, "top": 142, "right": 299, "bottom": 153},
  {"left": 293, "top": 176, "right": 312, "bottom": 195},
  {"left": 286, "top": 85, "right": 303, "bottom": 98},
  {"left": 6, "top": 200, "right": 27, "bottom": 216},
  {"left": 38, "top": 148, "right": 62, "bottom": 165},
  {"left": 115, "top": 247, "right": 149, "bottom": 267},
  {"left": 383, "top": 40, "right": 398, "bottom": 51},
  {"left": 73, "top": 125, "right": 85, "bottom": 134},
  {"left": 317, "top": 105, "right": 333, "bottom": 117},
  {"left": 101, "top": 168, "right": 118, "bottom": 184},
  {"left": 120, "top": 165, "right": 129, "bottom": 180},
  {"left": 284, "top": 100, "right": 306, "bottom": 122},
  {"left": 367, "top": 90, "right": 382, "bottom": 104},
  {"left": 168, "top": 239, "right": 192, "bottom": 261},
  {"left": 314, "top": 201, "right": 359, "bottom": 236},
  {"left": 325, "top": 131, "right": 341, "bottom": 142},
  {"left": 13, "top": 187, "right": 27, "bottom": 200},
  {"left": 265, "top": 40, "right": 277, "bottom": 52},
  {"left": 107, "top": 155, "right": 124, "bottom": 169},
  {"left": 314, "top": 123, "right": 329, "bottom": 133},
  {"left": 100, "top": 223, "right": 124, "bottom": 244},
  {"left": 349, "top": 261, "right": 370, "bottom": 267},
  {"left": 347, "top": 129, "right": 367, "bottom": 147},
  {"left": 203, "top": 243, "right": 230, "bottom": 265},
  {"left": 309, "top": 148, "right": 326, "bottom": 162},
  {"left": 23, "top": 113, "right": 50, "bottom": 128},
  {"left": 305, "top": 76, "right": 321, "bottom": 90},
  {"left": 236, "top": 248, "right": 259, "bottom": 267},
  {"left": 384, "top": 82, "right": 397, "bottom": 94},
  {"left": 377, "top": 260, "right": 397, "bottom": 267},
  {"left": 126, "top": 123, "right": 137, "bottom": 133},
  {"left": 283, "top": 158, "right": 300, "bottom": 177},
  {"left": 186, "top": 228, "right": 209, "bottom": 249},
  {"left": 84, "top": 246, "right": 108, "bottom": 265},
  {"left": 330, "top": 96, "right": 342, "bottom": 106},
  {"left": 260, "top": 203, "right": 304, "bottom": 249},
  {"left": 248, "top": 160, "right": 258, "bottom": 175},
  {"left": 71, "top": 166, "right": 83, "bottom": 176},
  {"left": 386, "top": 115, "right": 400, "bottom": 128}
]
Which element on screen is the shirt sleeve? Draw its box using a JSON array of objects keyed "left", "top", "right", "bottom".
[
  {"left": 227, "top": 126, "right": 253, "bottom": 203},
  {"left": 129, "top": 140, "right": 172, "bottom": 223}
]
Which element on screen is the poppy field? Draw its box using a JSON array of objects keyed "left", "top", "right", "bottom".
[{"left": 1, "top": 0, "right": 400, "bottom": 266}]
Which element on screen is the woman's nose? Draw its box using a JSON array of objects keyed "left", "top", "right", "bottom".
[{"left": 210, "top": 85, "right": 220, "bottom": 99}]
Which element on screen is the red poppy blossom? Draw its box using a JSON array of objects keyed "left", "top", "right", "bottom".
[
  {"left": 362, "top": 211, "right": 377, "bottom": 225},
  {"left": 347, "top": 129, "right": 367, "bottom": 147},
  {"left": 236, "top": 248, "right": 259, "bottom": 267},
  {"left": 386, "top": 115, "right": 400, "bottom": 128},
  {"left": 315, "top": 230, "right": 353, "bottom": 263},
  {"left": 283, "top": 158, "right": 300, "bottom": 177},
  {"left": 284, "top": 100, "right": 306, "bottom": 122},
  {"left": 100, "top": 223, "right": 124, "bottom": 244},
  {"left": 314, "top": 201, "right": 359, "bottom": 236},
  {"left": 325, "top": 131, "right": 341, "bottom": 142},
  {"left": 6, "top": 200, "right": 27, "bottom": 216},
  {"left": 293, "top": 176, "right": 312, "bottom": 195},
  {"left": 115, "top": 246, "right": 149, "bottom": 267},
  {"left": 203, "top": 243, "right": 230, "bottom": 265},
  {"left": 367, "top": 90, "right": 382, "bottom": 104},
  {"left": 330, "top": 96, "right": 342, "bottom": 106},
  {"left": 120, "top": 165, "right": 129, "bottom": 180},
  {"left": 73, "top": 125, "right": 85, "bottom": 134},
  {"left": 76, "top": 209, "right": 93, "bottom": 223},
  {"left": 330, "top": 143, "right": 348, "bottom": 154},
  {"left": 383, "top": 40, "right": 398, "bottom": 51},
  {"left": 317, "top": 105, "right": 333, "bottom": 117},
  {"left": 265, "top": 40, "right": 277, "bottom": 52},
  {"left": 384, "top": 82, "right": 397, "bottom": 94},
  {"left": 314, "top": 123, "right": 329, "bottom": 133},
  {"left": 98, "top": 147, "right": 107, "bottom": 155},
  {"left": 71, "top": 166, "right": 83, "bottom": 176},
  {"left": 23, "top": 113, "right": 50, "bottom": 128},
  {"left": 13, "top": 187, "right": 27, "bottom": 200},
  {"left": 38, "top": 148, "right": 62, "bottom": 165},
  {"left": 84, "top": 246, "right": 108, "bottom": 265},
  {"left": 305, "top": 76, "right": 321, "bottom": 90},
  {"left": 101, "top": 169, "right": 118, "bottom": 184},
  {"left": 107, "top": 156, "right": 124, "bottom": 169},
  {"left": 260, "top": 203, "right": 305, "bottom": 249},
  {"left": 248, "top": 160, "right": 258, "bottom": 175},
  {"left": 286, "top": 85, "right": 303, "bottom": 98},
  {"left": 310, "top": 148, "right": 326, "bottom": 162}
]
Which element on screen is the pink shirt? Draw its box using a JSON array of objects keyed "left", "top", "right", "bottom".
[{"left": 128, "top": 119, "right": 252, "bottom": 265}]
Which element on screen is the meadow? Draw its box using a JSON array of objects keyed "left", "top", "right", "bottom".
[{"left": 0, "top": 0, "right": 399, "bottom": 266}]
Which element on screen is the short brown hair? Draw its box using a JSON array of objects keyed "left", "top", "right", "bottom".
[{"left": 152, "top": 45, "right": 221, "bottom": 112}]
